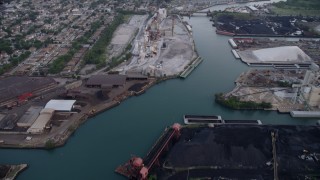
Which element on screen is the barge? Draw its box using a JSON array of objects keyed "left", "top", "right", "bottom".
[
  {"left": 228, "top": 39, "right": 238, "bottom": 49},
  {"left": 184, "top": 115, "right": 261, "bottom": 125},
  {"left": 179, "top": 57, "right": 203, "bottom": 78},
  {"left": 231, "top": 49, "right": 240, "bottom": 59},
  {"left": 224, "top": 119, "right": 262, "bottom": 125},
  {"left": 184, "top": 115, "right": 222, "bottom": 124}
]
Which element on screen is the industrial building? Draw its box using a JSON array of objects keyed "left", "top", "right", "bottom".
[
  {"left": 0, "top": 76, "right": 57, "bottom": 108},
  {"left": 17, "top": 106, "right": 43, "bottom": 128},
  {"left": 16, "top": 100, "right": 77, "bottom": 134},
  {"left": 27, "top": 108, "right": 55, "bottom": 134},
  {"left": 86, "top": 75, "right": 127, "bottom": 88},
  {"left": 45, "top": 99, "right": 76, "bottom": 112}
]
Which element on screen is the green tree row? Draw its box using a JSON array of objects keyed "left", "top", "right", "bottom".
[
  {"left": 215, "top": 93, "right": 272, "bottom": 110},
  {"left": 83, "top": 14, "right": 124, "bottom": 68}
]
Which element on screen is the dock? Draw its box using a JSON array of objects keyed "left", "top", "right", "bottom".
[
  {"left": 231, "top": 49, "right": 240, "bottom": 59},
  {"left": 290, "top": 111, "right": 320, "bottom": 118},
  {"left": 154, "top": 125, "right": 320, "bottom": 179},
  {"left": 115, "top": 123, "right": 182, "bottom": 180},
  {"left": 228, "top": 39, "right": 238, "bottom": 49},
  {"left": 180, "top": 57, "right": 203, "bottom": 78}
]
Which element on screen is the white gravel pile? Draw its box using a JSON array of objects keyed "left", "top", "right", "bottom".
[{"left": 252, "top": 46, "right": 311, "bottom": 62}]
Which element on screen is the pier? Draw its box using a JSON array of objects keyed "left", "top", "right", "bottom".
[
  {"left": 180, "top": 57, "right": 203, "bottom": 78},
  {"left": 115, "top": 123, "right": 181, "bottom": 180}
]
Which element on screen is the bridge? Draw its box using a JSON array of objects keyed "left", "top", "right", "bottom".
[
  {"left": 178, "top": 10, "right": 212, "bottom": 17},
  {"left": 115, "top": 123, "right": 181, "bottom": 180}
]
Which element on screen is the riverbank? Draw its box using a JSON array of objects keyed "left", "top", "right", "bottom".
[
  {"left": 216, "top": 69, "right": 308, "bottom": 113},
  {"left": 0, "top": 164, "right": 27, "bottom": 180},
  {"left": 189, "top": 0, "right": 274, "bottom": 13}
]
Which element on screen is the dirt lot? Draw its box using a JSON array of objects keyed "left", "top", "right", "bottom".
[{"left": 117, "top": 15, "right": 196, "bottom": 77}]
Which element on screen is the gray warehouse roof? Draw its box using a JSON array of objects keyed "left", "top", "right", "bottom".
[
  {"left": 86, "top": 75, "right": 126, "bottom": 86},
  {"left": 17, "top": 106, "right": 43, "bottom": 127},
  {"left": 45, "top": 100, "right": 76, "bottom": 111}
]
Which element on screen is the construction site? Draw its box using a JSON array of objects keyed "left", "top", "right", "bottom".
[
  {"left": 222, "top": 63, "right": 320, "bottom": 114},
  {"left": 116, "top": 9, "right": 198, "bottom": 77},
  {"left": 116, "top": 124, "right": 320, "bottom": 180}
]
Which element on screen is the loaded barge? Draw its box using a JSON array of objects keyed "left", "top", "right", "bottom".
[
  {"left": 184, "top": 115, "right": 261, "bottom": 125},
  {"left": 184, "top": 115, "right": 222, "bottom": 124}
]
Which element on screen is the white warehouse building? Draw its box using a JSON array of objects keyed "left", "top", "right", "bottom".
[{"left": 27, "top": 108, "right": 55, "bottom": 134}]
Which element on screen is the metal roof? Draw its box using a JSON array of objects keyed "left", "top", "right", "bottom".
[
  {"left": 45, "top": 100, "right": 76, "bottom": 111},
  {"left": 17, "top": 106, "right": 43, "bottom": 127},
  {"left": 27, "top": 108, "right": 55, "bottom": 134}
]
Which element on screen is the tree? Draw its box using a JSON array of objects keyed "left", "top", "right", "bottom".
[{"left": 45, "top": 139, "right": 55, "bottom": 149}]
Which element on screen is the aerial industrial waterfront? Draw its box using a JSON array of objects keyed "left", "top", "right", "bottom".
[
  {"left": 0, "top": 0, "right": 320, "bottom": 179},
  {"left": 0, "top": 2, "right": 198, "bottom": 149}
]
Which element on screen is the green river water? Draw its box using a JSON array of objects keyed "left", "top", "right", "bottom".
[{"left": 1, "top": 1, "right": 318, "bottom": 179}]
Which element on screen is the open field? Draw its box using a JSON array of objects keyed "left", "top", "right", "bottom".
[
  {"left": 271, "top": 0, "right": 320, "bottom": 16},
  {"left": 271, "top": 7, "right": 320, "bottom": 16}
]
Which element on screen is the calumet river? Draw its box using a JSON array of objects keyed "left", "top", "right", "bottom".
[{"left": 1, "top": 0, "right": 317, "bottom": 179}]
